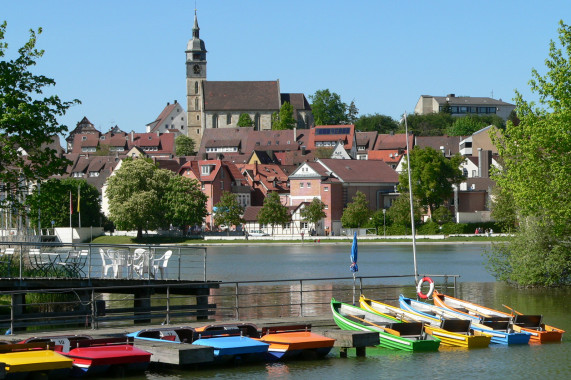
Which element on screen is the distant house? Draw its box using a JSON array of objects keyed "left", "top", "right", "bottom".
[
  {"left": 145, "top": 100, "right": 186, "bottom": 136},
  {"left": 414, "top": 93, "right": 515, "bottom": 120}
]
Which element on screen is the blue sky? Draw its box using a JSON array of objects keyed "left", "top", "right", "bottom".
[{"left": 2, "top": 1, "right": 568, "bottom": 137}]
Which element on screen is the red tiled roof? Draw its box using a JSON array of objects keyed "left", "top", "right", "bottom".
[
  {"left": 317, "top": 158, "right": 398, "bottom": 183},
  {"left": 367, "top": 149, "right": 406, "bottom": 163},
  {"left": 308, "top": 125, "right": 355, "bottom": 150},
  {"left": 204, "top": 81, "right": 280, "bottom": 111},
  {"left": 373, "top": 133, "right": 413, "bottom": 150}
]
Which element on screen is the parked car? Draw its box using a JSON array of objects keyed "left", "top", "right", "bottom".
[{"left": 249, "top": 230, "right": 269, "bottom": 237}]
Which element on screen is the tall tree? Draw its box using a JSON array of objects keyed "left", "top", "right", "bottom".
[
  {"left": 257, "top": 192, "right": 290, "bottom": 234},
  {"left": 175, "top": 135, "right": 196, "bottom": 156},
  {"left": 0, "top": 22, "right": 79, "bottom": 211},
  {"left": 341, "top": 191, "right": 370, "bottom": 228},
  {"left": 309, "top": 89, "right": 348, "bottom": 125},
  {"left": 355, "top": 113, "right": 399, "bottom": 134},
  {"left": 399, "top": 112, "right": 454, "bottom": 136},
  {"left": 237, "top": 113, "right": 254, "bottom": 127},
  {"left": 213, "top": 192, "right": 245, "bottom": 232},
  {"left": 272, "top": 101, "right": 296, "bottom": 130},
  {"left": 26, "top": 178, "right": 102, "bottom": 228},
  {"left": 487, "top": 21, "right": 571, "bottom": 286},
  {"left": 386, "top": 194, "right": 422, "bottom": 229},
  {"left": 346, "top": 100, "right": 359, "bottom": 124},
  {"left": 446, "top": 115, "right": 487, "bottom": 136},
  {"left": 300, "top": 197, "right": 327, "bottom": 231},
  {"left": 162, "top": 174, "right": 208, "bottom": 229},
  {"left": 106, "top": 158, "right": 171, "bottom": 239},
  {"left": 398, "top": 147, "right": 465, "bottom": 215}
]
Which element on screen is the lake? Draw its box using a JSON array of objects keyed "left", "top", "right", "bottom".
[{"left": 107, "top": 243, "right": 571, "bottom": 379}]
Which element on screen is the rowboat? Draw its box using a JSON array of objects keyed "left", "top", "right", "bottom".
[
  {"left": 197, "top": 323, "right": 335, "bottom": 361},
  {"left": 331, "top": 298, "right": 440, "bottom": 352},
  {"left": 20, "top": 335, "right": 151, "bottom": 377},
  {"left": 399, "top": 295, "right": 531, "bottom": 345},
  {"left": 359, "top": 295, "right": 491, "bottom": 348},
  {"left": 127, "top": 326, "right": 269, "bottom": 363},
  {"left": 0, "top": 342, "right": 73, "bottom": 380},
  {"left": 432, "top": 290, "right": 564, "bottom": 343}
]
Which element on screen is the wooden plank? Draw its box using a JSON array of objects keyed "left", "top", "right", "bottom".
[
  {"left": 320, "top": 330, "right": 379, "bottom": 347},
  {"left": 132, "top": 341, "right": 214, "bottom": 365}
]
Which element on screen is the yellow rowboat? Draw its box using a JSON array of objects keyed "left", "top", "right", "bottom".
[
  {"left": 0, "top": 342, "right": 73, "bottom": 380},
  {"left": 359, "top": 295, "right": 491, "bottom": 349}
]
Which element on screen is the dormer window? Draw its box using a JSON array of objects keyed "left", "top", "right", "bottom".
[
  {"left": 82, "top": 136, "right": 87, "bottom": 141},
  {"left": 201, "top": 165, "right": 212, "bottom": 175}
]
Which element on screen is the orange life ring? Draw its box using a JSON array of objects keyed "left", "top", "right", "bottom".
[{"left": 416, "top": 276, "right": 435, "bottom": 299}]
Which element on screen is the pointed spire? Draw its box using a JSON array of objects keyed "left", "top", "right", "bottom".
[{"left": 193, "top": 9, "right": 200, "bottom": 39}]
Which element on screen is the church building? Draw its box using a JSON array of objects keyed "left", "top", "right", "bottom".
[{"left": 185, "top": 12, "right": 314, "bottom": 147}]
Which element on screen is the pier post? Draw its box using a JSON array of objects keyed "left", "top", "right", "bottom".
[{"left": 134, "top": 288, "right": 152, "bottom": 324}]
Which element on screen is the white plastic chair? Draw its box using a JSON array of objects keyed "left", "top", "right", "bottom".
[
  {"left": 132, "top": 248, "right": 152, "bottom": 278},
  {"left": 152, "top": 250, "right": 172, "bottom": 279},
  {"left": 99, "top": 248, "right": 117, "bottom": 278}
]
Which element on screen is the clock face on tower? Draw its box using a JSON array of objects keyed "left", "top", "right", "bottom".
[{"left": 193, "top": 64, "right": 201, "bottom": 74}]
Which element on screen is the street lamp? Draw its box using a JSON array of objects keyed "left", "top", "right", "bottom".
[{"left": 383, "top": 208, "right": 386, "bottom": 238}]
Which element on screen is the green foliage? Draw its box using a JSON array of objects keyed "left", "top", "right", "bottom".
[
  {"left": 431, "top": 206, "right": 453, "bottom": 225},
  {"left": 417, "top": 220, "right": 440, "bottom": 235},
  {"left": 257, "top": 192, "right": 290, "bottom": 232},
  {"left": 341, "top": 191, "right": 370, "bottom": 228},
  {"left": 446, "top": 115, "right": 487, "bottom": 136},
  {"left": 490, "top": 185, "right": 518, "bottom": 232},
  {"left": 300, "top": 198, "right": 327, "bottom": 229},
  {"left": 355, "top": 113, "right": 399, "bottom": 134},
  {"left": 213, "top": 192, "right": 245, "bottom": 229},
  {"left": 347, "top": 100, "right": 359, "bottom": 124},
  {"left": 398, "top": 147, "right": 465, "bottom": 214},
  {"left": 237, "top": 113, "right": 254, "bottom": 127},
  {"left": 0, "top": 21, "right": 80, "bottom": 209},
  {"left": 440, "top": 222, "right": 466, "bottom": 235},
  {"left": 440, "top": 102, "right": 452, "bottom": 114},
  {"left": 399, "top": 113, "right": 454, "bottom": 136},
  {"left": 487, "top": 21, "right": 571, "bottom": 286},
  {"left": 386, "top": 194, "right": 421, "bottom": 229},
  {"left": 313, "top": 147, "right": 334, "bottom": 158},
  {"left": 26, "top": 178, "right": 102, "bottom": 227},
  {"left": 272, "top": 101, "right": 296, "bottom": 130},
  {"left": 485, "top": 217, "right": 571, "bottom": 286},
  {"left": 163, "top": 174, "right": 207, "bottom": 228},
  {"left": 369, "top": 209, "right": 387, "bottom": 234},
  {"left": 309, "top": 89, "right": 348, "bottom": 125},
  {"left": 175, "top": 135, "right": 196, "bottom": 156}
]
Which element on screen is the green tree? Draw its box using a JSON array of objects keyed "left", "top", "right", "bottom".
[
  {"left": 440, "top": 101, "right": 452, "bottom": 114},
  {"left": 346, "top": 100, "right": 359, "bottom": 124},
  {"left": 237, "top": 113, "right": 254, "bottom": 127},
  {"left": 400, "top": 113, "right": 454, "bottom": 136},
  {"left": 313, "top": 147, "right": 334, "bottom": 159},
  {"left": 257, "top": 192, "right": 290, "bottom": 234},
  {"left": 487, "top": 21, "right": 571, "bottom": 286},
  {"left": 106, "top": 158, "right": 171, "bottom": 239},
  {"left": 355, "top": 113, "right": 399, "bottom": 134},
  {"left": 386, "top": 194, "right": 421, "bottom": 230},
  {"left": 309, "top": 89, "right": 348, "bottom": 125},
  {"left": 398, "top": 147, "right": 465, "bottom": 215},
  {"left": 300, "top": 197, "right": 327, "bottom": 231},
  {"left": 163, "top": 174, "right": 207, "bottom": 229},
  {"left": 272, "top": 101, "right": 296, "bottom": 130},
  {"left": 0, "top": 22, "right": 80, "bottom": 211},
  {"left": 431, "top": 206, "right": 453, "bottom": 225},
  {"left": 489, "top": 185, "right": 518, "bottom": 232},
  {"left": 341, "top": 191, "right": 370, "bottom": 228},
  {"left": 175, "top": 135, "right": 196, "bottom": 156},
  {"left": 213, "top": 192, "right": 245, "bottom": 233},
  {"left": 26, "top": 178, "right": 102, "bottom": 228},
  {"left": 446, "top": 115, "right": 487, "bottom": 136}
]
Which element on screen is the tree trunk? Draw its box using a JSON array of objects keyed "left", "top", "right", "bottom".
[{"left": 137, "top": 226, "right": 143, "bottom": 240}]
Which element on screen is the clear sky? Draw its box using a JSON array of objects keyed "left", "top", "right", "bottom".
[{"left": 2, "top": 1, "right": 569, "bottom": 137}]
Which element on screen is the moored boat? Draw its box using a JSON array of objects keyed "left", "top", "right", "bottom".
[
  {"left": 432, "top": 290, "right": 564, "bottom": 343},
  {"left": 359, "top": 295, "right": 491, "bottom": 349},
  {"left": 399, "top": 295, "right": 531, "bottom": 345},
  {"left": 331, "top": 298, "right": 440, "bottom": 352},
  {"left": 0, "top": 342, "right": 73, "bottom": 380},
  {"left": 20, "top": 335, "right": 151, "bottom": 377}
]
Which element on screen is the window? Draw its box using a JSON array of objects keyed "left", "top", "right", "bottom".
[
  {"left": 324, "top": 186, "right": 329, "bottom": 191},
  {"left": 82, "top": 136, "right": 87, "bottom": 141},
  {"left": 307, "top": 182, "right": 311, "bottom": 188},
  {"left": 195, "top": 98, "right": 198, "bottom": 110},
  {"left": 472, "top": 170, "right": 477, "bottom": 177},
  {"left": 212, "top": 114, "right": 218, "bottom": 128},
  {"left": 227, "top": 114, "right": 231, "bottom": 124},
  {"left": 324, "top": 204, "right": 328, "bottom": 210},
  {"left": 195, "top": 82, "right": 198, "bottom": 94},
  {"left": 196, "top": 129, "right": 200, "bottom": 134},
  {"left": 220, "top": 181, "right": 224, "bottom": 190},
  {"left": 301, "top": 222, "right": 308, "bottom": 229},
  {"left": 300, "top": 183, "right": 304, "bottom": 188},
  {"left": 100, "top": 136, "right": 105, "bottom": 140},
  {"left": 201, "top": 165, "right": 211, "bottom": 175}
]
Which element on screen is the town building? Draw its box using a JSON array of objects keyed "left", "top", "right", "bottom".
[{"left": 414, "top": 94, "right": 515, "bottom": 120}]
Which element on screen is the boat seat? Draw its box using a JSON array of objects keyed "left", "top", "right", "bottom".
[
  {"left": 262, "top": 324, "right": 310, "bottom": 336},
  {"left": 440, "top": 319, "right": 471, "bottom": 333},
  {"left": 159, "top": 330, "right": 180, "bottom": 342},
  {"left": 513, "top": 314, "right": 542, "bottom": 328},
  {"left": 388, "top": 322, "right": 423, "bottom": 337},
  {"left": 481, "top": 319, "right": 510, "bottom": 331}
]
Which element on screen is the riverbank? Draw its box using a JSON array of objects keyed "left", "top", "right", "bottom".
[{"left": 92, "top": 234, "right": 511, "bottom": 246}]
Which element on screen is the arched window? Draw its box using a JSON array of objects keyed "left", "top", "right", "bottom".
[
  {"left": 212, "top": 114, "right": 218, "bottom": 128},
  {"left": 227, "top": 113, "right": 232, "bottom": 124},
  {"left": 254, "top": 113, "right": 260, "bottom": 131},
  {"left": 195, "top": 98, "right": 199, "bottom": 110},
  {"left": 195, "top": 81, "right": 199, "bottom": 94}
]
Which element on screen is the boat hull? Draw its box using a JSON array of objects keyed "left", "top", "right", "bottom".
[
  {"left": 258, "top": 330, "right": 335, "bottom": 360},
  {"left": 0, "top": 350, "right": 73, "bottom": 380},
  {"left": 192, "top": 336, "right": 269, "bottom": 363}
]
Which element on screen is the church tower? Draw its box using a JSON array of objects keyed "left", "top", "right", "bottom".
[{"left": 186, "top": 10, "right": 207, "bottom": 147}]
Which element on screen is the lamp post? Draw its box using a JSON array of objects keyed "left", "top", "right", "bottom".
[{"left": 383, "top": 208, "right": 386, "bottom": 238}]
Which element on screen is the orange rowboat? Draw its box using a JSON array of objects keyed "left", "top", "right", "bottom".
[{"left": 432, "top": 291, "right": 564, "bottom": 343}]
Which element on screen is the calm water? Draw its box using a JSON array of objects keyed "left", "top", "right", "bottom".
[{"left": 108, "top": 244, "right": 571, "bottom": 379}]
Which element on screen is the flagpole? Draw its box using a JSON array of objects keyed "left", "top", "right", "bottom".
[
  {"left": 78, "top": 184, "right": 81, "bottom": 229},
  {"left": 69, "top": 190, "right": 72, "bottom": 242},
  {"left": 404, "top": 112, "right": 419, "bottom": 284}
]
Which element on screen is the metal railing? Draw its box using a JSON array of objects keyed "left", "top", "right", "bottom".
[
  {"left": 0, "top": 241, "right": 207, "bottom": 281},
  {"left": 0, "top": 274, "right": 458, "bottom": 333}
]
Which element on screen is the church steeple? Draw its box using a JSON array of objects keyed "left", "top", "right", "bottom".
[
  {"left": 192, "top": 10, "right": 200, "bottom": 39},
  {"left": 186, "top": 9, "right": 206, "bottom": 147}
]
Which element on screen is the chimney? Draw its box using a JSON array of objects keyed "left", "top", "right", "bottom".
[
  {"left": 167, "top": 102, "right": 170, "bottom": 106},
  {"left": 131, "top": 131, "right": 134, "bottom": 142},
  {"left": 254, "top": 161, "right": 258, "bottom": 176},
  {"left": 301, "top": 146, "right": 306, "bottom": 155},
  {"left": 440, "top": 146, "right": 445, "bottom": 155},
  {"left": 479, "top": 149, "right": 492, "bottom": 178},
  {"left": 174, "top": 100, "right": 177, "bottom": 104},
  {"left": 477, "top": 148, "right": 483, "bottom": 177}
]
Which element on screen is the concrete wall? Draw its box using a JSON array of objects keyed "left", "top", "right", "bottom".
[{"left": 55, "top": 227, "right": 104, "bottom": 244}]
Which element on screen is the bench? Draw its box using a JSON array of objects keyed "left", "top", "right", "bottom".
[{"left": 440, "top": 319, "right": 471, "bottom": 333}]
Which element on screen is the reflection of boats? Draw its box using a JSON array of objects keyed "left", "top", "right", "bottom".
[
  {"left": 399, "top": 295, "right": 531, "bottom": 345},
  {"left": 0, "top": 342, "right": 73, "bottom": 380},
  {"left": 331, "top": 298, "right": 440, "bottom": 352},
  {"left": 432, "top": 291, "right": 564, "bottom": 343},
  {"left": 197, "top": 323, "right": 335, "bottom": 361},
  {"left": 127, "top": 326, "right": 269, "bottom": 363},
  {"left": 20, "top": 335, "right": 151, "bottom": 377},
  {"left": 359, "top": 295, "right": 491, "bottom": 348}
]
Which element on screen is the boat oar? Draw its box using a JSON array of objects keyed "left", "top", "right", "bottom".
[
  {"left": 502, "top": 304, "right": 523, "bottom": 316},
  {"left": 347, "top": 314, "right": 401, "bottom": 336}
]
